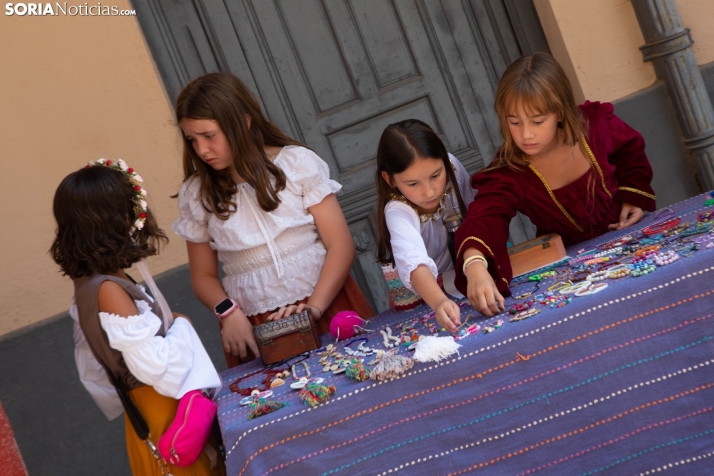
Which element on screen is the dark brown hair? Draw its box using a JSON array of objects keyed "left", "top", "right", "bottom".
[
  {"left": 489, "top": 52, "right": 586, "bottom": 170},
  {"left": 375, "top": 119, "right": 468, "bottom": 266},
  {"left": 175, "top": 72, "right": 304, "bottom": 218},
  {"left": 50, "top": 166, "right": 167, "bottom": 279}
]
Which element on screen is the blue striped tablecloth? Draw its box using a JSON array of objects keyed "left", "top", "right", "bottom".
[{"left": 216, "top": 192, "right": 714, "bottom": 476}]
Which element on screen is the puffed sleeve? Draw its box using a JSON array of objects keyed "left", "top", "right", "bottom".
[
  {"left": 454, "top": 167, "right": 521, "bottom": 296},
  {"left": 385, "top": 201, "right": 438, "bottom": 291},
  {"left": 171, "top": 177, "right": 212, "bottom": 243},
  {"left": 280, "top": 146, "right": 342, "bottom": 209},
  {"left": 585, "top": 101, "right": 656, "bottom": 211},
  {"left": 99, "top": 300, "right": 222, "bottom": 399}
]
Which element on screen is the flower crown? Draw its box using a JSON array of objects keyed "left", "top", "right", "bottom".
[{"left": 86, "top": 158, "right": 147, "bottom": 234}]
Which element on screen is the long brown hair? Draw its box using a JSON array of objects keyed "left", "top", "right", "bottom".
[
  {"left": 175, "top": 72, "right": 304, "bottom": 218},
  {"left": 375, "top": 119, "right": 468, "bottom": 266},
  {"left": 50, "top": 166, "right": 167, "bottom": 279},
  {"left": 489, "top": 52, "right": 586, "bottom": 170}
]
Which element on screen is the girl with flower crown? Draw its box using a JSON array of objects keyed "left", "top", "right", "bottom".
[
  {"left": 51, "top": 160, "right": 224, "bottom": 475},
  {"left": 171, "top": 72, "right": 374, "bottom": 367}
]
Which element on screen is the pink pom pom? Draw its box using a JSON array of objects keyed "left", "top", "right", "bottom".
[{"left": 330, "top": 311, "right": 363, "bottom": 341}]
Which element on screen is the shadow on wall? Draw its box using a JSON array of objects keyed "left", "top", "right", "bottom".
[{"left": 0, "top": 264, "right": 226, "bottom": 476}]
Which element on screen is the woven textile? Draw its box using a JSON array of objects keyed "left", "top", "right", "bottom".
[{"left": 217, "top": 193, "right": 714, "bottom": 476}]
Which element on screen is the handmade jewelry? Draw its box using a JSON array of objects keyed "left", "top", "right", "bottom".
[
  {"left": 290, "top": 362, "right": 311, "bottom": 390},
  {"left": 643, "top": 217, "right": 681, "bottom": 236},
  {"left": 606, "top": 264, "right": 631, "bottom": 279},
  {"left": 653, "top": 249, "right": 679, "bottom": 266},
  {"left": 510, "top": 308, "right": 541, "bottom": 322},
  {"left": 571, "top": 270, "right": 592, "bottom": 282},
  {"left": 547, "top": 280, "right": 572, "bottom": 292},
  {"left": 574, "top": 282, "right": 608, "bottom": 296},
  {"left": 455, "top": 323, "right": 480, "bottom": 340},
  {"left": 630, "top": 262, "right": 656, "bottom": 277},
  {"left": 240, "top": 390, "right": 274, "bottom": 406},
  {"left": 344, "top": 338, "right": 375, "bottom": 357},
  {"left": 559, "top": 281, "right": 591, "bottom": 295},
  {"left": 586, "top": 270, "right": 609, "bottom": 282},
  {"left": 509, "top": 300, "right": 534, "bottom": 315},
  {"left": 380, "top": 327, "right": 401, "bottom": 348}
]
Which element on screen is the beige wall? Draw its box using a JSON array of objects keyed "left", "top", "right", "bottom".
[
  {"left": 0, "top": 1, "right": 186, "bottom": 336},
  {"left": 534, "top": 0, "right": 714, "bottom": 104}
]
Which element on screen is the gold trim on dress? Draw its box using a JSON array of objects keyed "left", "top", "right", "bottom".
[
  {"left": 526, "top": 163, "right": 585, "bottom": 232},
  {"left": 617, "top": 186, "right": 656, "bottom": 200},
  {"left": 580, "top": 136, "right": 612, "bottom": 199},
  {"left": 457, "top": 236, "right": 495, "bottom": 260}
]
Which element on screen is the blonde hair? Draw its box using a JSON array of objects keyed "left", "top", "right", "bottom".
[{"left": 489, "top": 52, "right": 586, "bottom": 170}]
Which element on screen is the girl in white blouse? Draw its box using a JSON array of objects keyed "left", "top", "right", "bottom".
[
  {"left": 172, "top": 73, "right": 372, "bottom": 367},
  {"left": 375, "top": 119, "right": 475, "bottom": 332}
]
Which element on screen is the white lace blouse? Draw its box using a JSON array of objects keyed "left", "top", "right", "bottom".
[
  {"left": 384, "top": 154, "right": 475, "bottom": 291},
  {"left": 172, "top": 146, "right": 342, "bottom": 316}
]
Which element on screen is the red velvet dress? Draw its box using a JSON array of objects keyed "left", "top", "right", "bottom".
[{"left": 454, "top": 101, "right": 656, "bottom": 296}]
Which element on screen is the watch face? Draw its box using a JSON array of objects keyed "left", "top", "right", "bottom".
[{"left": 215, "top": 299, "right": 234, "bottom": 315}]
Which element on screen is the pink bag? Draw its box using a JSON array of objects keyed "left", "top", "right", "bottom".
[{"left": 158, "top": 390, "right": 217, "bottom": 467}]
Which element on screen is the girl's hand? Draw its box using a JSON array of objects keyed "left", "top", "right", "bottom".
[
  {"left": 465, "top": 262, "right": 505, "bottom": 317},
  {"left": 267, "top": 304, "right": 299, "bottom": 321},
  {"left": 608, "top": 202, "right": 644, "bottom": 230},
  {"left": 220, "top": 309, "right": 259, "bottom": 360},
  {"left": 434, "top": 299, "right": 461, "bottom": 333}
]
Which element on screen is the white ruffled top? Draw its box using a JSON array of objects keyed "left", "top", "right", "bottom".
[
  {"left": 99, "top": 300, "right": 221, "bottom": 399},
  {"left": 384, "top": 154, "right": 474, "bottom": 291},
  {"left": 172, "top": 146, "right": 342, "bottom": 316}
]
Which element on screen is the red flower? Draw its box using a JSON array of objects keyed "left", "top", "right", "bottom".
[
  {"left": 106, "top": 160, "right": 112, "bottom": 165},
  {"left": 140, "top": 213, "right": 147, "bottom": 219},
  {"left": 127, "top": 168, "right": 133, "bottom": 173},
  {"left": 135, "top": 186, "right": 141, "bottom": 191}
]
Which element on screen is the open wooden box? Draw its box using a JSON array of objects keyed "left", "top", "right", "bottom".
[{"left": 507, "top": 233, "right": 567, "bottom": 277}]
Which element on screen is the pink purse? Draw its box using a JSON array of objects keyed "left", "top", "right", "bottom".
[{"left": 158, "top": 390, "right": 217, "bottom": 467}]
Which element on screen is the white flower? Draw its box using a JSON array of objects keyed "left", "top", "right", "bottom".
[
  {"left": 140, "top": 200, "right": 147, "bottom": 210},
  {"left": 134, "top": 219, "right": 144, "bottom": 230},
  {"left": 133, "top": 174, "right": 143, "bottom": 183},
  {"left": 140, "top": 189, "right": 147, "bottom": 196},
  {"left": 97, "top": 158, "right": 106, "bottom": 164},
  {"left": 118, "top": 159, "right": 128, "bottom": 171}
]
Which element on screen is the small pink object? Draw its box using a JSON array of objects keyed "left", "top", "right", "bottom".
[
  {"left": 330, "top": 310, "right": 364, "bottom": 341},
  {"left": 158, "top": 390, "right": 216, "bottom": 467}
]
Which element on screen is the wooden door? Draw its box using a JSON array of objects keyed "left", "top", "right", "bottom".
[{"left": 133, "top": 0, "right": 548, "bottom": 311}]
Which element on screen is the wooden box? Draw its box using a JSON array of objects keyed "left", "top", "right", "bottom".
[
  {"left": 507, "top": 233, "right": 566, "bottom": 277},
  {"left": 253, "top": 310, "right": 320, "bottom": 365}
]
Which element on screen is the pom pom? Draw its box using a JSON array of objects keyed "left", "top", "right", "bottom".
[
  {"left": 369, "top": 350, "right": 414, "bottom": 381},
  {"left": 299, "top": 382, "right": 336, "bottom": 407},
  {"left": 345, "top": 358, "right": 370, "bottom": 382},
  {"left": 247, "top": 398, "right": 287, "bottom": 420},
  {"left": 330, "top": 311, "right": 364, "bottom": 341},
  {"left": 413, "top": 336, "right": 461, "bottom": 363}
]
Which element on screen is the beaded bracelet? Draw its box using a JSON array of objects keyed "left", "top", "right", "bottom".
[
  {"left": 586, "top": 270, "right": 609, "bottom": 282},
  {"left": 643, "top": 217, "right": 681, "bottom": 236}
]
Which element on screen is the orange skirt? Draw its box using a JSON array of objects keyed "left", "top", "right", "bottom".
[
  {"left": 125, "top": 386, "right": 225, "bottom": 476},
  {"left": 224, "top": 274, "right": 374, "bottom": 368}
]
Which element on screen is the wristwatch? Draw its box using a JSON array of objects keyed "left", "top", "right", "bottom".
[{"left": 214, "top": 298, "right": 238, "bottom": 319}]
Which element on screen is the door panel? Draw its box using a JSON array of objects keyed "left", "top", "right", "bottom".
[{"left": 132, "top": 0, "right": 550, "bottom": 311}]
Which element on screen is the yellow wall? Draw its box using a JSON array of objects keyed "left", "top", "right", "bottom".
[
  {"left": 0, "top": 1, "right": 186, "bottom": 336},
  {"left": 534, "top": 0, "right": 714, "bottom": 104}
]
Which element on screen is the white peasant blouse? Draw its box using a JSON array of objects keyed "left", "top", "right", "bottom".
[
  {"left": 384, "top": 154, "right": 475, "bottom": 291},
  {"left": 172, "top": 145, "right": 342, "bottom": 316}
]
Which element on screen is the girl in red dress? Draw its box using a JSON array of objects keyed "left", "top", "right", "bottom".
[{"left": 454, "top": 53, "right": 656, "bottom": 318}]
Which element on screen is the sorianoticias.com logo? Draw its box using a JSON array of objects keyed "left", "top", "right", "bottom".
[{"left": 5, "top": 3, "right": 136, "bottom": 16}]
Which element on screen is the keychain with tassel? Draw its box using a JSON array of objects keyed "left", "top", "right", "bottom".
[
  {"left": 345, "top": 358, "right": 370, "bottom": 382},
  {"left": 247, "top": 398, "right": 288, "bottom": 420},
  {"left": 413, "top": 335, "right": 461, "bottom": 363},
  {"left": 299, "top": 382, "right": 336, "bottom": 407},
  {"left": 369, "top": 349, "right": 414, "bottom": 381}
]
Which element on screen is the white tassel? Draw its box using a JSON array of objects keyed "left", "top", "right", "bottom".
[{"left": 413, "top": 336, "right": 461, "bottom": 363}]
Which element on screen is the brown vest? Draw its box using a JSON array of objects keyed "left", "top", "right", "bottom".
[{"left": 73, "top": 273, "right": 166, "bottom": 391}]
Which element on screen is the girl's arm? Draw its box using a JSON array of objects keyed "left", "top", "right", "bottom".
[
  {"left": 186, "top": 241, "right": 259, "bottom": 360},
  {"left": 454, "top": 168, "right": 520, "bottom": 305},
  {"left": 269, "top": 194, "right": 354, "bottom": 320},
  {"left": 97, "top": 280, "right": 221, "bottom": 398},
  {"left": 410, "top": 266, "right": 462, "bottom": 333},
  {"left": 461, "top": 247, "right": 505, "bottom": 317}
]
